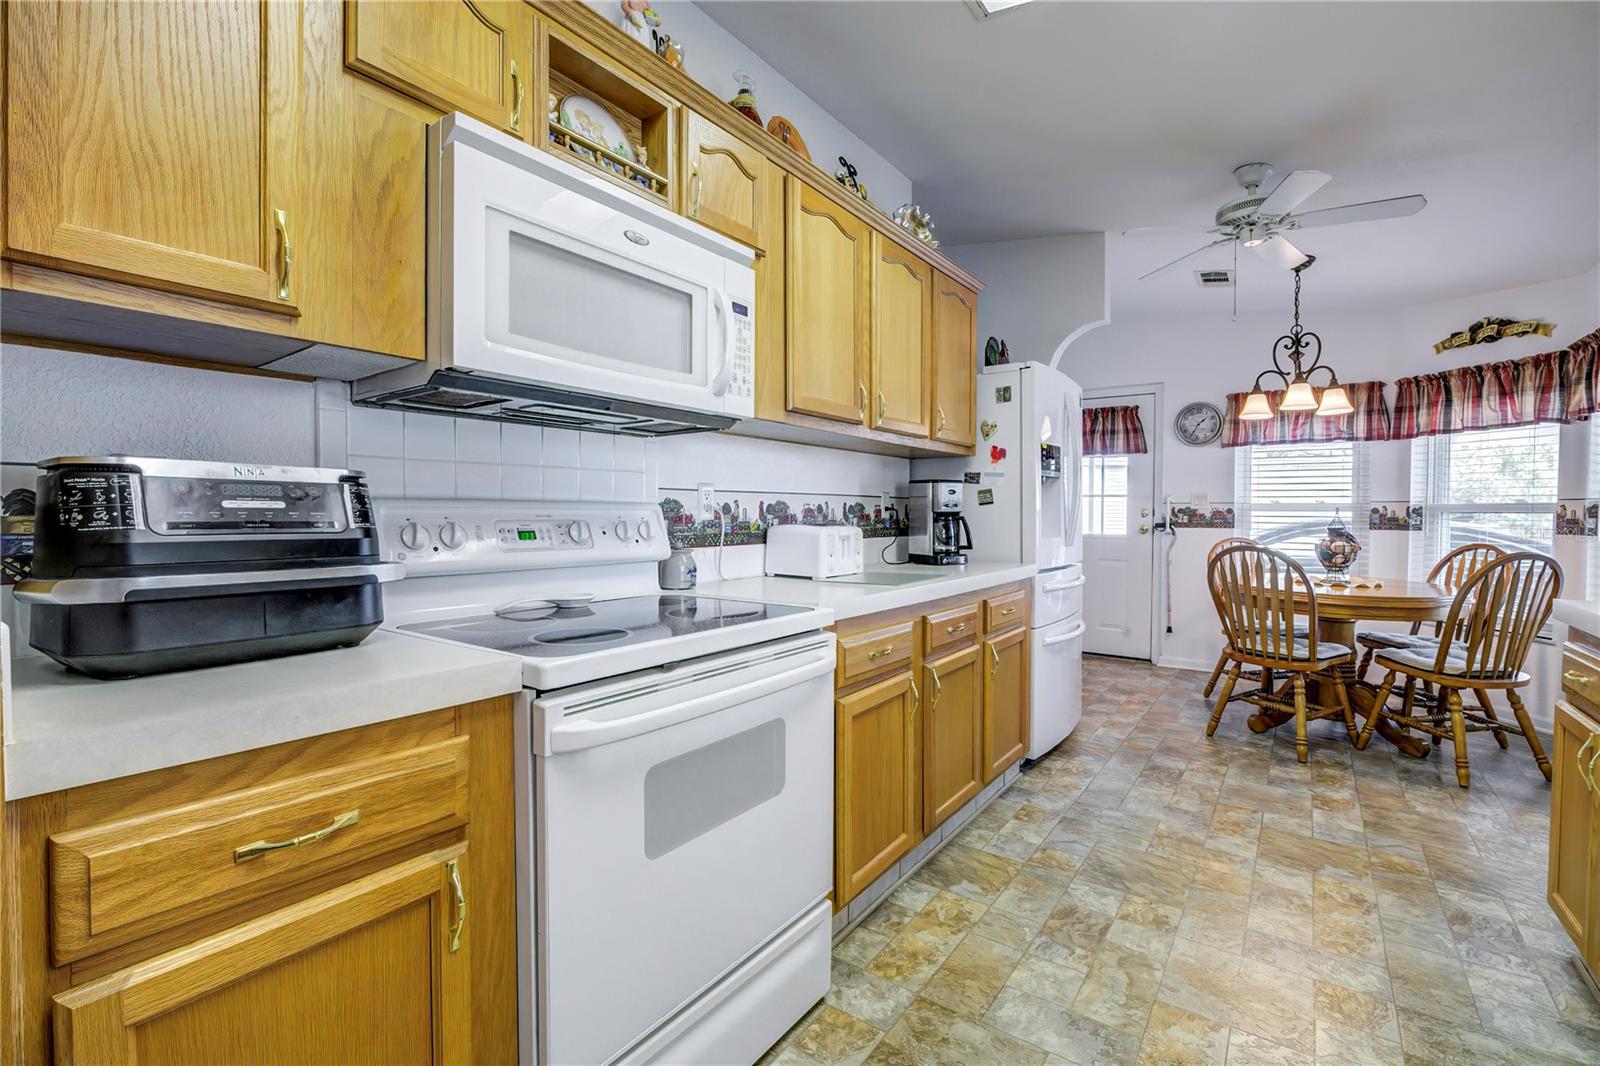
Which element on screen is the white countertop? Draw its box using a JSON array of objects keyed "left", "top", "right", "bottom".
[
  {"left": 1554, "top": 597, "right": 1600, "bottom": 636},
  {"left": 697, "top": 561, "right": 1041, "bottom": 621},
  {"left": 4, "top": 631, "right": 524, "bottom": 800}
]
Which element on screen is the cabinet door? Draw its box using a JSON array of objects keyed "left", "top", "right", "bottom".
[
  {"left": 923, "top": 644, "right": 983, "bottom": 831},
  {"left": 1548, "top": 700, "right": 1600, "bottom": 961},
  {"left": 346, "top": 0, "right": 531, "bottom": 137},
  {"left": 683, "top": 111, "right": 763, "bottom": 250},
  {"left": 5, "top": 0, "right": 301, "bottom": 314},
  {"left": 787, "top": 178, "right": 871, "bottom": 424},
  {"left": 931, "top": 273, "right": 979, "bottom": 446},
  {"left": 836, "top": 671, "right": 920, "bottom": 907},
  {"left": 52, "top": 847, "right": 472, "bottom": 1065},
  {"left": 982, "top": 626, "right": 1030, "bottom": 783},
  {"left": 871, "top": 235, "right": 933, "bottom": 437}
]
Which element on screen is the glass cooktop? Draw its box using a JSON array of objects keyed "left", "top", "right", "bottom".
[{"left": 400, "top": 594, "right": 813, "bottom": 659}]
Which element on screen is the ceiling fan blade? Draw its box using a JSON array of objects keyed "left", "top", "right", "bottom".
[
  {"left": 1252, "top": 234, "right": 1311, "bottom": 271},
  {"left": 1257, "top": 169, "right": 1331, "bottom": 216},
  {"left": 1138, "top": 238, "right": 1233, "bottom": 280},
  {"left": 1121, "top": 224, "right": 1220, "bottom": 236},
  {"left": 1287, "top": 194, "right": 1427, "bottom": 230}
]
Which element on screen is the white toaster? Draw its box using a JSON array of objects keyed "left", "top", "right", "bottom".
[{"left": 764, "top": 525, "right": 865, "bottom": 578}]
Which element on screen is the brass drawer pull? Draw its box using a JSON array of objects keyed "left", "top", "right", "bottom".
[
  {"left": 446, "top": 857, "right": 467, "bottom": 953},
  {"left": 867, "top": 647, "right": 893, "bottom": 660},
  {"left": 234, "top": 809, "right": 358, "bottom": 863},
  {"left": 509, "top": 60, "right": 524, "bottom": 132},
  {"left": 1564, "top": 669, "right": 1594, "bottom": 688},
  {"left": 273, "top": 208, "right": 292, "bottom": 301},
  {"left": 1001, "top": 606, "right": 1018, "bottom": 617},
  {"left": 946, "top": 622, "right": 967, "bottom": 634}
]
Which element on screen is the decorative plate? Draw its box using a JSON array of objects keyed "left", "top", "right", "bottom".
[
  {"left": 1174, "top": 401, "right": 1223, "bottom": 446},
  {"left": 766, "top": 115, "right": 810, "bottom": 160},
  {"left": 558, "top": 94, "right": 633, "bottom": 160}
]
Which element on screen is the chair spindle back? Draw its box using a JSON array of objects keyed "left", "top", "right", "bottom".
[
  {"left": 1208, "top": 545, "right": 1319, "bottom": 665},
  {"left": 1431, "top": 552, "right": 1562, "bottom": 680}
]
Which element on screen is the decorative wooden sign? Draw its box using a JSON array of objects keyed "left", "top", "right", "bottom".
[
  {"left": 766, "top": 116, "right": 810, "bottom": 160},
  {"left": 1433, "top": 316, "right": 1554, "bottom": 354}
]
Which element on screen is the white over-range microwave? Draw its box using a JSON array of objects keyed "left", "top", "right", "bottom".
[{"left": 354, "top": 113, "right": 756, "bottom": 436}]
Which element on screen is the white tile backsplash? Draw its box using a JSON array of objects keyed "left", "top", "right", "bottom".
[
  {"left": 404, "top": 458, "right": 454, "bottom": 496},
  {"left": 613, "top": 435, "right": 647, "bottom": 472},
  {"left": 614, "top": 470, "right": 646, "bottom": 502},
  {"left": 502, "top": 465, "right": 543, "bottom": 499},
  {"left": 316, "top": 408, "right": 348, "bottom": 469},
  {"left": 579, "top": 468, "right": 615, "bottom": 500},
  {"left": 543, "top": 428, "right": 582, "bottom": 468},
  {"left": 502, "top": 423, "right": 542, "bottom": 465},
  {"left": 455, "top": 462, "right": 501, "bottom": 499},
  {"left": 454, "top": 419, "right": 501, "bottom": 464},
  {"left": 351, "top": 454, "right": 404, "bottom": 496},
  {"left": 579, "top": 431, "right": 614, "bottom": 470},
  {"left": 545, "top": 466, "right": 581, "bottom": 499},
  {"left": 403, "top": 413, "right": 455, "bottom": 460},
  {"left": 348, "top": 407, "right": 404, "bottom": 457}
]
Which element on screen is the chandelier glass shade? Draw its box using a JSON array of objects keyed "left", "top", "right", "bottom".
[{"left": 1242, "top": 257, "right": 1348, "bottom": 420}]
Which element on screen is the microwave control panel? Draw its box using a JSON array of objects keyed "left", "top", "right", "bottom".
[{"left": 729, "top": 300, "right": 754, "bottom": 399}]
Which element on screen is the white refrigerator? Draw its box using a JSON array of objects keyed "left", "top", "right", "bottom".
[{"left": 914, "top": 362, "right": 1085, "bottom": 759}]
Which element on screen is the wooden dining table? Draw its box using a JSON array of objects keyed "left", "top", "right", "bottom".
[{"left": 1246, "top": 577, "right": 1455, "bottom": 757}]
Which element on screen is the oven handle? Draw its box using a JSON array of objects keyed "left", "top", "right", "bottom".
[
  {"left": 711, "top": 288, "right": 735, "bottom": 397},
  {"left": 541, "top": 645, "right": 834, "bottom": 753},
  {"left": 1041, "top": 621, "right": 1087, "bottom": 647},
  {"left": 1042, "top": 575, "right": 1085, "bottom": 594}
]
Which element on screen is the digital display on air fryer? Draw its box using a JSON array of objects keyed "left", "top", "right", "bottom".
[{"left": 218, "top": 482, "right": 284, "bottom": 497}]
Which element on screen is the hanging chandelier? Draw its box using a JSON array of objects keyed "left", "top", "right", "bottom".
[{"left": 1239, "top": 256, "right": 1353, "bottom": 420}]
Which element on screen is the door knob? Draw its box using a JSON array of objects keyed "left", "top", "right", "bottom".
[
  {"left": 1140, "top": 508, "right": 1151, "bottom": 518},
  {"left": 1138, "top": 523, "right": 1151, "bottom": 534}
]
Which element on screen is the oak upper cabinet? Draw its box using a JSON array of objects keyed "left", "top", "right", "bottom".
[
  {"left": 870, "top": 234, "right": 933, "bottom": 438},
  {"left": 786, "top": 177, "right": 871, "bottom": 424},
  {"left": 836, "top": 670, "right": 921, "bottom": 906},
  {"left": 982, "top": 626, "right": 1030, "bottom": 782},
  {"left": 346, "top": 0, "right": 532, "bottom": 137},
  {"left": 4, "top": 0, "right": 302, "bottom": 314},
  {"left": 922, "top": 644, "right": 983, "bottom": 829},
  {"left": 682, "top": 110, "right": 764, "bottom": 250},
  {"left": 53, "top": 848, "right": 475, "bottom": 1065},
  {"left": 931, "top": 272, "right": 979, "bottom": 446}
]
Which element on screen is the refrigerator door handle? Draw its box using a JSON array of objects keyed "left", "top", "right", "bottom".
[{"left": 1064, "top": 396, "right": 1083, "bottom": 548}]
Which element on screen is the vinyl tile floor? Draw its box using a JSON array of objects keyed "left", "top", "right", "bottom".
[{"left": 759, "top": 655, "right": 1600, "bottom": 1065}]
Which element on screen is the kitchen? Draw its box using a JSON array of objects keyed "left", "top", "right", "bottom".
[{"left": 2, "top": 2, "right": 1598, "bottom": 1065}]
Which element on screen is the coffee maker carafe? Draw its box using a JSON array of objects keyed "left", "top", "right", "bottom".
[{"left": 909, "top": 480, "right": 972, "bottom": 565}]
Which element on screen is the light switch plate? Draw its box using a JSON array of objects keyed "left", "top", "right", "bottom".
[{"left": 1190, "top": 492, "right": 1209, "bottom": 509}]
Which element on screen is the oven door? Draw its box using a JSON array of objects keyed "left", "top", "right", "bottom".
[
  {"left": 439, "top": 117, "right": 754, "bottom": 419},
  {"left": 531, "top": 633, "right": 834, "bottom": 1066}
]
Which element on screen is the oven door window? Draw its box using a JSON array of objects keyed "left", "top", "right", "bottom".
[
  {"left": 643, "top": 718, "right": 785, "bottom": 859},
  {"left": 488, "top": 214, "right": 705, "bottom": 386}
]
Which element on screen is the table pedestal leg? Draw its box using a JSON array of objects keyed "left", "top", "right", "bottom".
[{"left": 1245, "top": 618, "right": 1429, "bottom": 758}]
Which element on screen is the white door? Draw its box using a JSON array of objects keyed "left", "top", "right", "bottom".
[{"left": 1081, "top": 391, "right": 1157, "bottom": 659}]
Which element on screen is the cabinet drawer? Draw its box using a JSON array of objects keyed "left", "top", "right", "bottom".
[
  {"left": 837, "top": 621, "right": 916, "bottom": 687},
  {"left": 924, "top": 602, "right": 981, "bottom": 655},
  {"left": 49, "top": 736, "right": 470, "bottom": 964},
  {"left": 985, "top": 589, "right": 1028, "bottom": 632},
  {"left": 1565, "top": 643, "right": 1600, "bottom": 715}
]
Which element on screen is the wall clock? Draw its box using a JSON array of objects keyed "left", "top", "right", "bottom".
[{"left": 1174, "top": 401, "right": 1223, "bottom": 446}]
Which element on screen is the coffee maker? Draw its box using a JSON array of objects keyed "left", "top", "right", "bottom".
[{"left": 908, "top": 480, "right": 973, "bottom": 565}]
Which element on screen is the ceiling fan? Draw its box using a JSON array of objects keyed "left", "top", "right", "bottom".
[{"left": 1125, "top": 162, "right": 1426, "bottom": 282}]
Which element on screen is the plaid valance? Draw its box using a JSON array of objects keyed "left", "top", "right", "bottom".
[
  {"left": 1082, "top": 405, "right": 1148, "bottom": 455},
  {"left": 1220, "top": 380, "right": 1390, "bottom": 449},
  {"left": 1392, "top": 327, "right": 1600, "bottom": 439}
]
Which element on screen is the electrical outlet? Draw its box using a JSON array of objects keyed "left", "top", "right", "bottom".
[{"left": 698, "top": 482, "right": 716, "bottom": 520}]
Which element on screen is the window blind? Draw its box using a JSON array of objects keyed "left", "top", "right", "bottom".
[
  {"left": 1236, "top": 442, "right": 1369, "bottom": 571},
  {"left": 1410, "top": 423, "right": 1560, "bottom": 576}
]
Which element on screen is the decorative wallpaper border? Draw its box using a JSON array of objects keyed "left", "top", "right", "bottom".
[
  {"left": 1369, "top": 504, "right": 1422, "bottom": 532},
  {"left": 1556, "top": 500, "right": 1599, "bottom": 538},
  {"left": 1169, "top": 505, "right": 1236, "bottom": 529},
  {"left": 659, "top": 490, "right": 909, "bottom": 548},
  {"left": 1167, "top": 498, "right": 1598, "bottom": 537}
]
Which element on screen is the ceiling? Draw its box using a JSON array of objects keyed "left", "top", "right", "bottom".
[{"left": 698, "top": 1, "right": 1600, "bottom": 313}]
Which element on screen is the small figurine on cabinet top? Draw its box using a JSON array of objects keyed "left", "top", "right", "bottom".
[
  {"left": 652, "top": 29, "right": 684, "bottom": 69},
  {"left": 620, "top": 0, "right": 659, "bottom": 47},
  {"left": 727, "top": 70, "right": 762, "bottom": 125},
  {"left": 892, "top": 203, "right": 938, "bottom": 248},
  {"left": 834, "top": 156, "right": 871, "bottom": 205}
]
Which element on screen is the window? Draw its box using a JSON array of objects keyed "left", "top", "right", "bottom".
[
  {"left": 1235, "top": 441, "right": 1369, "bottom": 571},
  {"left": 1080, "top": 456, "right": 1128, "bottom": 536},
  {"left": 1410, "top": 423, "right": 1560, "bottom": 575}
]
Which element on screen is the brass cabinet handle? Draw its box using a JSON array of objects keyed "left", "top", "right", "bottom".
[
  {"left": 446, "top": 857, "right": 467, "bottom": 953},
  {"left": 988, "top": 642, "right": 1000, "bottom": 674},
  {"left": 510, "top": 60, "right": 524, "bottom": 132},
  {"left": 1564, "top": 670, "right": 1593, "bottom": 689},
  {"left": 877, "top": 391, "right": 887, "bottom": 422},
  {"left": 1588, "top": 744, "right": 1600, "bottom": 793},
  {"left": 1578, "top": 735, "right": 1598, "bottom": 792},
  {"left": 928, "top": 665, "right": 942, "bottom": 712},
  {"left": 1001, "top": 606, "right": 1017, "bottom": 617},
  {"left": 857, "top": 382, "right": 868, "bottom": 416},
  {"left": 908, "top": 676, "right": 921, "bottom": 722},
  {"left": 273, "top": 208, "right": 292, "bottom": 301},
  {"left": 867, "top": 647, "right": 893, "bottom": 660},
  {"left": 691, "top": 164, "right": 702, "bottom": 216},
  {"left": 946, "top": 622, "right": 966, "bottom": 634},
  {"left": 234, "top": 809, "right": 358, "bottom": 863},
  {"left": 936, "top": 406, "right": 946, "bottom": 434}
]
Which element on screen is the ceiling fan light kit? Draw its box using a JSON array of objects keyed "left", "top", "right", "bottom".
[{"left": 1242, "top": 256, "right": 1351, "bottom": 421}]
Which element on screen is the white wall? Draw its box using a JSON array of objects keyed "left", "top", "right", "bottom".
[
  {"left": 1057, "top": 265, "right": 1599, "bottom": 720},
  {"left": 584, "top": 0, "right": 913, "bottom": 209},
  {"left": 943, "top": 233, "right": 1109, "bottom": 367}
]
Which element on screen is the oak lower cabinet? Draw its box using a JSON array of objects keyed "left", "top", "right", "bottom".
[
  {"left": 931, "top": 273, "right": 979, "bottom": 447},
  {"left": 832, "top": 582, "right": 1030, "bottom": 910},
  {"left": 345, "top": 0, "right": 532, "bottom": 137},
  {"left": 982, "top": 625, "right": 1030, "bottom": 784},
  {"left": 922, "top": 644, "right": 983, "bottom": 828},
  {"left": 786, "top": 177, "right": 872, "bottom": 424},
  {"left": 682, "top": 110, "right": 764, "bottom": 250},
  {"left": 1549, "top": 636, "right": 1600, "bottom": 980},
  {"left": 5, "top": 0, "right": 302, "bottom": 314},
  {"left": 2, "top": 697, "right": 519, "bottom": 1065}
]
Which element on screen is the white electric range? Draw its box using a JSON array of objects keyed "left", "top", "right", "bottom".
[{"left": 377, "top": 498, "right": 836, "bottom": 1066}]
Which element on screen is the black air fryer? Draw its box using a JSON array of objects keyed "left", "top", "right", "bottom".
[{"left": 15, "top": 457, "right": 402, "bottom": 678}]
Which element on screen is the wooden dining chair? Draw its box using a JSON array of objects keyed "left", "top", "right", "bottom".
[
  {"left": 1206, "top": 544, "right": 1357, "bottom": 764},
  {"left": 1357, "top": 552, "right": 1561, "bottom": 788},
  {"left": 1354, "top": 543, "right": 1506, "bottom": 679},
  {"left": 1202, "top": 537, "right": 1260, "bottom": 698}
]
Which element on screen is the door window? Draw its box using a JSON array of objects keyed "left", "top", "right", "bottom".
[{"left": 1080, "top": 456, "right": 1128, "bottom": 536}]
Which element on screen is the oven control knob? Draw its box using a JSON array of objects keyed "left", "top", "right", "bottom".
[
  {"left": 637, "top": 519, "right": 654, "bottom": 541},
  {"left": 398, "top": 520, "right": 430, "bottom": 552},
  {"left": 567, "top": 521, "right": 586, "bottom": 541},
  {"left": 438, "top": 521, "right": 468, "bottom": 551},
  {"left": 614, "top": 520, "right": 630, "bottom": 540}
]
